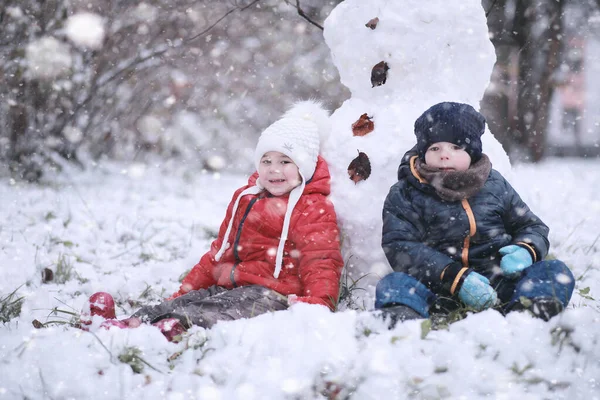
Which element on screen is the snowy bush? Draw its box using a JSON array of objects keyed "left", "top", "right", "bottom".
[
  {"left": 0, "top": 1, "right": 346, "bottom": 180},
  {"left": 25, "top": 37, "right": 72, "bottom": 80},
  {"left": 65, "top": 13, "right": 105, "bottom": 50}
]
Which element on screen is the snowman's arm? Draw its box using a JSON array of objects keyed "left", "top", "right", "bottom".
[
  {"left": 382, "top": 184, "right": 455, "bottom": 294},
  {"left": 289, "top": 197, "right": 344, "bottom": 310}
]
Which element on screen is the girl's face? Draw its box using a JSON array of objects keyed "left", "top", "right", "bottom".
[
  {"left": 424, "top": 141, "right": 472, "bottom": 172},
  {"left": 258, "top": 151, "right": 302, "bottom": 196}
]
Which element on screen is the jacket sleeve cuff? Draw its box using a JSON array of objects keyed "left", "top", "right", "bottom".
[
  {"left": 516, "top": 242, "right": 538, "bottom": 263},
  {"left": 440, "top": 262, "right": 472, "bottom": 296}
]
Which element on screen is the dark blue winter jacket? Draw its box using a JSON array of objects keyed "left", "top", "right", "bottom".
[{"left": 382, "top": 148, "right": 549, "bottom": 295}]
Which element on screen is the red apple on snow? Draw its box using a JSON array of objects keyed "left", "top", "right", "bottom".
[{"left": 88, "top": 292, "right": 116, "bottom": 319}]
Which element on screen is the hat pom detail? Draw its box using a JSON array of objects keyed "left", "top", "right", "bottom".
[{"left": 282, "top": 100, "right": 331, "bottom": 145}]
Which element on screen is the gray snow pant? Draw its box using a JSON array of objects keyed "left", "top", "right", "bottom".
[{"left": 132, "top": 285, "right": 289, "bottom": 329}]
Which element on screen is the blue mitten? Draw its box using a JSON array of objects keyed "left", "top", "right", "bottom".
[
  {"left": 499, "top": 245, "right": 533, "bottom": 278},
  {"left": 458, "top": 272, "right": 498, "bottom": 311}
]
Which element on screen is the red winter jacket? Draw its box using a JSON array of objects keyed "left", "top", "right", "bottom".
[{"left": 172, "top": 156, "right": 344, "bottom": 310}]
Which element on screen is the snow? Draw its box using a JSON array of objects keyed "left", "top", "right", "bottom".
[
  {"left": 2, "top": 0, "right": 600, "bottom": 398},
  {"left": 5, "top": 6, "right": 23, "bottom": 19},
  {"left": 25, "top": 37, "right": 72, "bottom": 80},
  {"left": 61, "top": 126, "right": 83, "bottom": 144},
  {"left": 130, "top": 4, "right": 159, "bottom": 24},
  {"left": 65, "top": 13, "right": 105, "bottom": 50},
  {"left": 1, "top": 159, "right": 599, "bottom": 398},
  {"left": 137, "top": 115, "right": 165, "bottom": 145}
]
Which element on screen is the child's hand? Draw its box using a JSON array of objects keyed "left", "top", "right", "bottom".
[
  {"left": 499, "top": 245, "right": 533, "bottom": 278},
  {"left": 458, "top": 272, "right": 497, "bottom": 311}
]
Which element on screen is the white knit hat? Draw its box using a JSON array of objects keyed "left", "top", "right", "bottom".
[
  {"left": 254, "top": 100, "right": 330, "bottom": 181},
  {"left": 214, "top": 100, "right": 331, "bottom": 279}
]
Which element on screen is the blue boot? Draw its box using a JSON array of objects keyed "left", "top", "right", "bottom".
[{"left": 374, "top": 272, "right": 436, "bottom": 328}]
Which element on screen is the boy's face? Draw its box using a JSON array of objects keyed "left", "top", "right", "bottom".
[
  {"left": 424, "top": 141, "right": 471, "bottom": 172},
  {"left": 258, "top": 151, "right": 302, "bottom": 196}
]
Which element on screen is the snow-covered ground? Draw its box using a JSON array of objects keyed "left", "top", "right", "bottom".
[
  {"left": 0, "top": 158, "right": 599, "bottom": 399},
  {"left": 2, "top": 0, "right": 599, "bottom": 398}
]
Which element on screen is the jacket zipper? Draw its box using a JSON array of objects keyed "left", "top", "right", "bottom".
[
  {"left": 409, "top": 158, "right": 478, "bottom": 270},
  {"left": 229, "top": 197, "right": 259, "bottom": 287},
  {"left": 460, "top": 199, "right": 477, "bottom": 268}
]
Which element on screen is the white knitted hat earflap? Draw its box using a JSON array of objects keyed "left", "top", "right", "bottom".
[
  {"left": 214, "top": 100, "right": 331, "bottom": 278},
  {"left": 213, "top": 185, "right": 262, "bottom": 262}
]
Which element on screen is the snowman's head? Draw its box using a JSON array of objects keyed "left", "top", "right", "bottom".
[{"left": 414, "top": 102, "right": 485, "bottom": 164}]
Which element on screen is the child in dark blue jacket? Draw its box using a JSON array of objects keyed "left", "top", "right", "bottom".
[{"left": 376, "top": 102, "right": 574, "bottom": 325}]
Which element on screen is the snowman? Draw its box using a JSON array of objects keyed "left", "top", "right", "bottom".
[{"left": 321, "top": 0, "right": 512, "bottom": 309}]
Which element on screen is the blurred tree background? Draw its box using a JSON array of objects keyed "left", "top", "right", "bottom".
[
  {"left": 482, "top": 0, "right": 600, "bottom": 162},
  {"left": 0, "top": 0, "right": 346, "bottom": 181},
  {"left": 1, "top": 0, "right": 600, "bottom": 181}
]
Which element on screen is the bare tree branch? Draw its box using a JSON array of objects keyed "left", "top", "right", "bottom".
[
  {"left": 185, "top": 0, "right": 260, "bottom": 43},
  {"left": 50, "top": 46, "right": 167, "bottom": 137},
  {"left": 284, "top": 0, "right": 324, "bottom": 30},
  {"left": 1, "top": 0, "right": 344, "bottom": 179},
  {"left": 484, "top": 0, "right": 499, "bottom": 17}
]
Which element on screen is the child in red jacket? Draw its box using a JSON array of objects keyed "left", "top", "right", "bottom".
[{"left": 85, "top": 101, "right": 344, "bottom": 339}]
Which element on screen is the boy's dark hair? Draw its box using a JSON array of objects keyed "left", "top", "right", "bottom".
[{"left": 414, "top": 102, "right": 486, "bottom": 163}]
